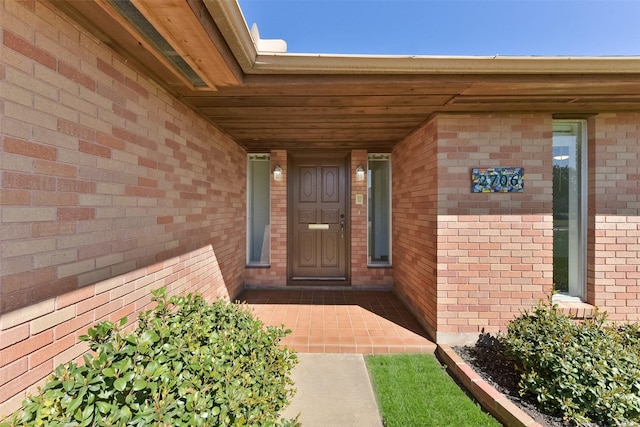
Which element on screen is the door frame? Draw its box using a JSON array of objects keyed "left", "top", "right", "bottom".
[{"left": 287, "top": 151, "right": 351, "bottom": 286}]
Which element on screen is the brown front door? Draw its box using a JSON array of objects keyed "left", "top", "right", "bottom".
[{"left": 289, "top": 153, "right": 349, "bottom": 284}]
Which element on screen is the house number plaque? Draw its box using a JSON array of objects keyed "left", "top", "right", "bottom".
[{"left": 471, "top": 167, "right": 524, "bottom": 193}]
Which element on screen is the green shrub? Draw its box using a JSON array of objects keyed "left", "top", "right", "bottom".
[
  {"left": 501, "top": 300, "right": 640, "bottom": 426},
  {"left": 1, "top": 288, "right": 299, "bottom": 427}
]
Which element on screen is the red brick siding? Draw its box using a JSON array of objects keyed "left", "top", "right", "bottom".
[
  {"left": 588, "top": 114, "right": 640, "bottom": 321},
  {"left": 393, "top": 115, "right": 554, "bottom": 342},
  {"left": 392, "top": 119, "right": 440, "bottom": 339},
  {"left": 350, "top": 150, "right": 368, "bottom": 283},
  {"left": 435, "top": 115, "right": 552, "bottom": 340},
  {"left": 1, "top": 0, "right": 246, "bottom": 314},
  {"left": 1, "top": 0, "right": 246, "bottom": 414},
  {"left": 351, "top": 150, "right": 393, "bottom": 287}
]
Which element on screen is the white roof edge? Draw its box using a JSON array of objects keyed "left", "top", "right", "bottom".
[
  {"left": 202, "top": 0, "right": 257, "bottom": 72},
  {"left": 211, "top": 0, "right": 640, "bottom": 75},
  {"left": 253, "top": 53, "right": 640, "bottom": 74}
]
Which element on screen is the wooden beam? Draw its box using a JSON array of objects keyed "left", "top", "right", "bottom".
[
  {"left": 198, "top": 105, "right": 442, "bottom": 117},
  {"left": 132, "top": 0, "right": 241, "bottom": 88},
  {"left": 186, "top": 95, "right": 453, "bottom": 108}
]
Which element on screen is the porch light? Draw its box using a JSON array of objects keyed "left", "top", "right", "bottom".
[
  {"left": 273, "top": 165, "right": 283, "bottom": 181},
  {"left": 355, "top": 165, "right": 365, "bottom": 181}
]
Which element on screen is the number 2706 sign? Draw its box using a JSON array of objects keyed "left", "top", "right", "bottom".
[{"left": 471, "top": 167, "right": 524, "bottom": 193}]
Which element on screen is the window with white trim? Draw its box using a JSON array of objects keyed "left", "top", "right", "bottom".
[
  {"left": 247, "top": 154, "right": 270, "bottom": 265},
  {"left": 552, "top": 121, "right": 587, "bottom": 300},
  {"left": 368, "top": 154, "right": 391, "bottom": 266}
]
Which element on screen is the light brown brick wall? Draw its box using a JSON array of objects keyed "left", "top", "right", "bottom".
[
  {"left": 1, "top": 0, "right": 247, "bottom": 314},
  {"left": 1, "top": 1, "right": 246, "bottom": 414},
  {"left": 395, "top": 113, "right": 640, "bottom": 343},
  {"left": 393, "top": 115, "right": 554, "bottom": 342},
  {"left": 435, "top": 114, "right": 553, "bottom": 341},
  {"left": 588, "top": 114, "right": 640, "bottom": 321}
]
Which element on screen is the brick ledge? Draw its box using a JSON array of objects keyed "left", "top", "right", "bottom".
[
  {"left": 553, "top": 301, "right": 596, "bottom": 319},
  {"left": 437, "top": 344, "right": 543, "bottom": 427}
]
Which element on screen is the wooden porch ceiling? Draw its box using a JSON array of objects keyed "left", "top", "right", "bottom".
[
  {"left": 183, "top": 75, "right": 640, "bottom": 151},
  {"left": 56, "top": 0, "right": 640, "bottom": 153}
]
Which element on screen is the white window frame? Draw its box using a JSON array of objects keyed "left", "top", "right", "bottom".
[
  {"left": 367, "top": 153, "right": 392, "bottom": 266},
  {"left": 246, "top": 154, "right": 271, "bottom": 266},
  {"left": 552, "top": 120, "right": 587, "bottom": 301}
]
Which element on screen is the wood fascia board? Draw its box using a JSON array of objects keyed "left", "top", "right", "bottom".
[
  {"left": 186, "top": 0, "right": 244, "bottom": 86},
  {"left": 249, "top": 54, "right": 640, "bottom": 75},
  {"left": 131, "top": 0, "right": 241, "bottom": 88}
]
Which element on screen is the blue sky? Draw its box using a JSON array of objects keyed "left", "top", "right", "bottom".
[{"left": 237, "top": 0, "right": 640, "bottom": 56}]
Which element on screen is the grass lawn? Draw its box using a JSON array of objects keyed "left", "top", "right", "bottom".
[{"left": 366, "top": 354, "right": 501, "bottom": 427}]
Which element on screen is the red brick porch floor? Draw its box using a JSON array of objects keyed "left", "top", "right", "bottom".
[{"left": 235, "top": 289, "right": 436, "bottom": 354}]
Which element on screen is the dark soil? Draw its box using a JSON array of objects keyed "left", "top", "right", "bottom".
[{"left": 453, "top": 334, "right": 576, "bottom": 427}]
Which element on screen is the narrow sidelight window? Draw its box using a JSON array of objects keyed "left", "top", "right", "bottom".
[
  {"left": 368, "top": 154, "right": 391, "bottom": 265},
  {"left": 552, "top": 121, "right": 587, "bottom": 299},
  {"left": 247, "top": 154, "right": 271, "bottom": 265}
]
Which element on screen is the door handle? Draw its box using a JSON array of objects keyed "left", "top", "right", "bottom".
[{"left": 340, "top": 220, "right": 344, "bottom": 238}]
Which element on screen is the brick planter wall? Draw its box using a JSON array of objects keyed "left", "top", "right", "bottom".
[{"left": 0, "top": 246, "right": 231, "bottom": 416}]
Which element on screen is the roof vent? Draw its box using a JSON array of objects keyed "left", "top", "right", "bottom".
[
  {"left": 108, "top": 0, "right": 206, "bottom": 87},
  {"left": 250, "top": 24, "right": 287, "bottom": 53}
]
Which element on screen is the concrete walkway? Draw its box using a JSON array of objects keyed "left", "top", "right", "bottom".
[{"left": 281, "top": 353, "right": 383, "bottom": 427}]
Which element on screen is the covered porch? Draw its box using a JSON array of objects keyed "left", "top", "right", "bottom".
[
  {"left": 237, "top": 289, "right": 436, "bottom": 354},
  {"left": 3, "top": 0, "right": 640, "bottom": 416}
]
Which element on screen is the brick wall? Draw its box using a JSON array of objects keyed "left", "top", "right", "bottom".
[
  {"left": 393, "top": 115, "right": 554, "bottom": 343},
  {"left": 589, "top": 114, "right": 640, "bottom": 321},
  {"left": 392, "top": 119, "right": 440, "bottom": 340},
  {"left": 1, "top": 0, "right": 247, "bottom": 314},
  {"left": 1, "top": 0, "right": 246, "bottom": 414},
  {"left": 435, "top": 114, "right": 552, "bottom": 342}
]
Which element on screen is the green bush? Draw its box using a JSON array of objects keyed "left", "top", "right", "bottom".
[
  {"left": 1, "top": 288, "right": 299, "bottom": 427},
  {"left": 501, "top": 300, "right": 640, "bottom": 426}
]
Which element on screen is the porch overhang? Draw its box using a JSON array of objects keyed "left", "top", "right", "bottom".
[{"left": 55, "top": 0, "right": 640, "bottom": 152}]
